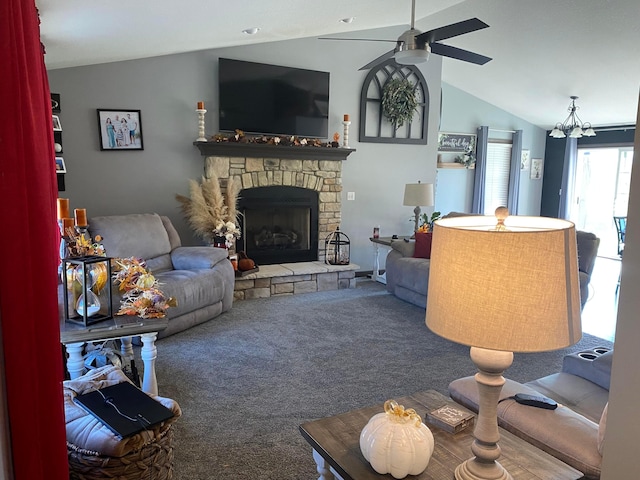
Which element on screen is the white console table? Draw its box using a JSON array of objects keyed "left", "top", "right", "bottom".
[
  {"left": 369, "top": 236, "right": 411, "bottom": 284},
  {"left": 59, "top": 314, "right": 168, "bottom": 395}
]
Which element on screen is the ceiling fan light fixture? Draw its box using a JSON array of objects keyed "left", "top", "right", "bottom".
[{"left": 395, "top": 46, "right": 430, "bottom": 65}]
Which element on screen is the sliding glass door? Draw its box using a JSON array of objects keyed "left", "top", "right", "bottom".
[{"left": 569, "top": 147, "right": 633, "bottom": 258}]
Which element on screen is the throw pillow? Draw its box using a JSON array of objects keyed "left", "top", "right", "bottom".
[{"left": 413, "top": 232, "right": 432, "bottom": 259}]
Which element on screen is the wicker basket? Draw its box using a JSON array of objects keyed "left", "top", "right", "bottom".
[{"left": 67, "top": 426, "right": 174, "bottom": 480}]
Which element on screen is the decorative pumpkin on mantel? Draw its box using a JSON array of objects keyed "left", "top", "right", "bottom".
[{"left": 359, "top": 399, "right": 435, "bottom": 479}]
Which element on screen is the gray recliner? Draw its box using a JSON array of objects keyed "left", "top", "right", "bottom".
[
  {"left": 89, "top": 213, "right": 235, "bottom": 339},
  {"left": 576, "top": 230, "right": 600, "bottom": 309}
]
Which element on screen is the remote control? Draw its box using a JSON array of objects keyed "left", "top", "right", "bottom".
[{"left": 514, "top": 393, "right": 558, "bottom": 410}]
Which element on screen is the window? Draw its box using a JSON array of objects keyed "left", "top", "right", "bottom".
[
  {"left": 483, "top": 142, "right": 512, "bottom": 214},
  {"left": 570, "top": 146, "right": 634, "bottom": 257}
]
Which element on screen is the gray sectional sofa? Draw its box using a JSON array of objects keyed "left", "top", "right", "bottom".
[
  {"left": 449, "top": 347, "right": 612, "bottom": 479},
  {"left": 89, "top": 213, "right": 235, "bottom": 339},
  {"left": 385, "top": 220, "right": 600, "bottom": 310}
]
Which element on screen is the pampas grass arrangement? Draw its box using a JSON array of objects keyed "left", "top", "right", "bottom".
[{"left": 176, "top": 174, "right": 240, "bottom": 244}]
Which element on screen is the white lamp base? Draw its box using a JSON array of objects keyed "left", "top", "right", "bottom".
[{"left": 454, "top": 347, "right": 514, "bottom": 480}]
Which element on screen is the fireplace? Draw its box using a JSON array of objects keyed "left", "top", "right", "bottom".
[
  {"left": 193, "top": 142, "right": 355, "bottom": 265},
  {"left": 238, "top": 186, "right": 318, "bottom": 265}
]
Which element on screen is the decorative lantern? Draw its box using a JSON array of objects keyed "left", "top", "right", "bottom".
[
  {"left": 325, "top": 227, "right": 350, "bottom": 265},
  {"left": 63, "top": 255, "right": 113, "bottom": 326},
  {"left": 360, "top": 400, "right": 435, "bottom": 479}
]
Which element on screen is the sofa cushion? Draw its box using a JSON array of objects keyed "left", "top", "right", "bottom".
[
  {"left": 171, "top": 246, "right": 229, "bottom": 270},
  {"left": 413, "top": 232, "right": 432, "bottom": 259},
  {"left": 161, "top": 215, "right": 182, "bottom": 250},
  {"left": 390, "top": 239, "right": 414, "bottom": 257},
  {"left": 90, "top": 213, "right": 171, "bottom": 261},
  {"left": 154, "top": 268, "right": 229, "bottom": 319},
  {"left": 525, "top": 372, "right": 608, "bottom": 423}
]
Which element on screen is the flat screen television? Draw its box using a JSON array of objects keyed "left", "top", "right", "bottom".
[{"left": 218, "top": 58, "right": 329, "bottom": 139}]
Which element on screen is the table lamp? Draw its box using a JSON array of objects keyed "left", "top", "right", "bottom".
[
  {"left": 425, "top": 207, "right": 582, "bottom": 480},
  {"left": 403, "top": 181, "right": 434, "bottom": 234}
]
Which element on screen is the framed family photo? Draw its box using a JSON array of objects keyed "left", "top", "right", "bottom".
[
  {"left": 97, "top": 109, "right": 143, "bottom": 150},
  {"left": 52, "top": 115, "right": 62, "bottom": 131},
  {"left": 55, "top": 157, "right": 66, "bottom": 173}
]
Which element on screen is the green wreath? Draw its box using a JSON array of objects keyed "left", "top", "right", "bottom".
[{"left": 381, "top": 78, "right": 418, "bottom": 129}]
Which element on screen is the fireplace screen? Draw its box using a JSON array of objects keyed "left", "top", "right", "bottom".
[
  {"left": 239, "top": 186, "right": 318, "bottom": 265},
  {"left": 246, "top": 207, "right": 310, "bottom": 251}
]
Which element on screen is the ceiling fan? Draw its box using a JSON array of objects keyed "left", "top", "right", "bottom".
[{"left": 320, "top": 0, "right": 492, "bottom": 71}]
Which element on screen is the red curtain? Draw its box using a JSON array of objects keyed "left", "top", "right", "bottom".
[{"left": 0, "top": 0, "right": 69, "bottom": 478}]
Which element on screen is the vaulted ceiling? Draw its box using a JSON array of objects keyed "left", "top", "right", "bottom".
[{"left": 38, "top": 0, "right": 639, "bottom": 130}]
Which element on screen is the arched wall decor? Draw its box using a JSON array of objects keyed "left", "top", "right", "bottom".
[{"left": 359, "top": 60, "right": 429, "bottom": 144}]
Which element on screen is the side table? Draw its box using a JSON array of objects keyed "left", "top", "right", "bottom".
[
  {"left": 369, "top": 236, "right": 410, "bottom": 284},
  {"left": 60, "top": 313, "right": 168, "bottom": 395},
  {"left": 299, "top": 389, "right": 581, "bottom": 480}
]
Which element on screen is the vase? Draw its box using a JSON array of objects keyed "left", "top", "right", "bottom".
[{"left": 212, "top": 236, "right": 227, "bottom": 249}]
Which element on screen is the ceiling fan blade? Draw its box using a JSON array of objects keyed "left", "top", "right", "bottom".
[
  {"left": 318, "top": 37, "right": 398, "bottom": 43},
  {"left": 430, "top": 42, "right": 492, "bottom": 65},
  {"left": 359, "top": 49, "right": 396, "bottom": 71},
  {"left": 416, "top": 18, "right": 489, "bottom": 44}
]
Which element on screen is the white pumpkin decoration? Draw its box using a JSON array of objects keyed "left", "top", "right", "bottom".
[{"left": 360, "top": 400, "right": 435, "bottom": 479}]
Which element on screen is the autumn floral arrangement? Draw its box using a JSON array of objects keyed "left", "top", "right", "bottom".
[
  {"left": 112, "top": 257, "right": 177, "bottom": 319},
  {"left": 176, "top": 173, "right": 241, "bottom": 245},
  {"left": 211, "top": 129, "right": 341, "bottom": 148},
  {"left": 416, "top": 211, "right": 442, "bottom": 233}
]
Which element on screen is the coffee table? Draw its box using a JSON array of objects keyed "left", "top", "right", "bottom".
[
  {"left": 60, "top": 310, "right": 168, "bottom": 395},
  {"left": 299, "top": 390, "right": 581, "bottom": 480}
]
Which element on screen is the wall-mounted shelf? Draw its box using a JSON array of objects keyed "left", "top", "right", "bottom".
[{"left": 437, "top": 162, "right": 475, "bottom": 170}]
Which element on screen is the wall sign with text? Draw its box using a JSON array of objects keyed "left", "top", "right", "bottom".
[{"left": 437, "top": 132, "right": 476, "bottom": 153}]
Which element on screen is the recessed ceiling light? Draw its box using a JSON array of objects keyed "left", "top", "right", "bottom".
[
  {"left": 340, "top": 17, "right": 355, "bottom": 24},
  {"left": 242, "top": 27, "right": 260, "bottom": 35}
]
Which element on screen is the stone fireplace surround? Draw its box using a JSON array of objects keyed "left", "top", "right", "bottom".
[{"left": 195, "top": 142, "right": 358, "bottom": 299}]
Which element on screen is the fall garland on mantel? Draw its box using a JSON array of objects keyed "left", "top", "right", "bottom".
[{"left": 210, "top": 129, "right": 342, "bottom": 148}]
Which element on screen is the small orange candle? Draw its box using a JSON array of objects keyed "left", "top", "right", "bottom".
[
  {"left": 343, "top": 114, "right": 350, "bottom": 122},
  {"left": 57, "top": 198, "right": 70, "bottom": 220},
  {"left": 197, "top": 101, "right": 204, "bottom": 110},
  {"left": 74, "top": 208, "right": 87, "bottom": 227},
  {"left": 62, "top": 217, "right": 75, "bottom": 235}
]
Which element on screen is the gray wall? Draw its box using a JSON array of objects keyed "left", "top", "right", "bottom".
[
  {"left": 48, "top": 23, "right": 543, "bottom": 272},
  {"left": 437, "top": 83, "right": 546, "bottom": 215}
]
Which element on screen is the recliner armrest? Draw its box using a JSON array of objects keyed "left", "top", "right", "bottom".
[
  {"left": 171, "top": 246, "right": 229, "bottom": 270},
  {"left": 449, "top": 376, "right": 602, "bottom": 479}
]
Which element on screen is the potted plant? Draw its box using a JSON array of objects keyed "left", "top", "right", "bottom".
[{"left": 417, "top": 211, "right": 441, "bottom": 233}]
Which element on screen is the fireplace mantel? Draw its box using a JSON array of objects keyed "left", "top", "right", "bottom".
[{"left": 194, "top": 141, "right": 355, "bottom": 161}]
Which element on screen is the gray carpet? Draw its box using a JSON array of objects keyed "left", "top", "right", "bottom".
[{"left": 154, "top": 279, "right": 612, "bottom": 479}]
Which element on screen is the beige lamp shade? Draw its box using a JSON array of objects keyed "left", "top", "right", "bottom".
[
  {"left": 426, "top": 213, "right": 582, "bottom": 352},
  {"left": 403, "top": 182, "right": 434, "bottom": 207}
]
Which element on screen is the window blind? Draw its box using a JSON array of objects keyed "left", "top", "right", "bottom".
[{"left": 483, "top": 142, "right": 512, "bottom": 214}]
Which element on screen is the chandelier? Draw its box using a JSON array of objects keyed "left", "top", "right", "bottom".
[{"left": 549, "top": 96, "right": 596, "bottom": 138}]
